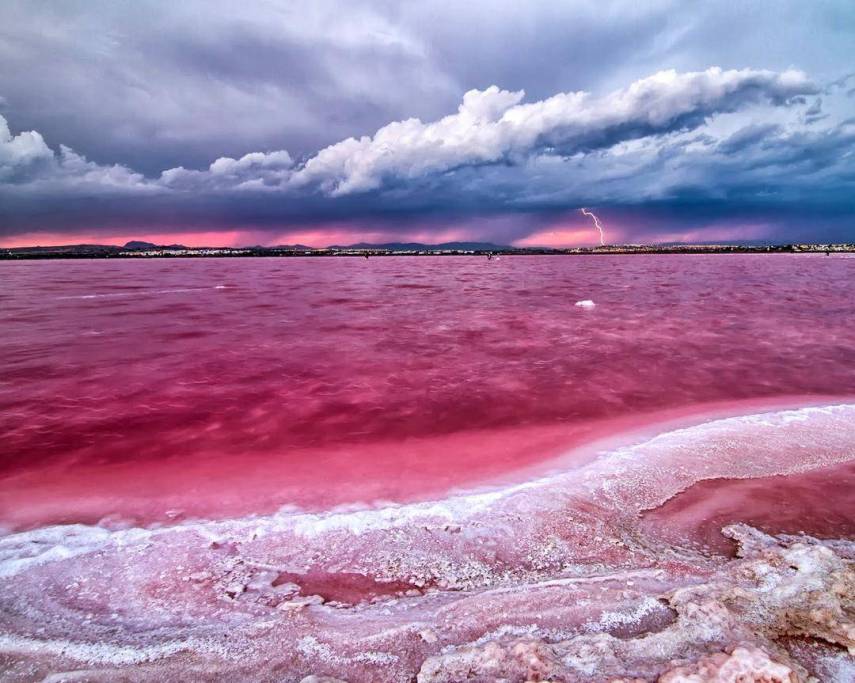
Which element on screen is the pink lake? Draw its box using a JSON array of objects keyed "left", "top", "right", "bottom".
[{"left": 2, "top": 254, "right": 855, "bottom": 530}]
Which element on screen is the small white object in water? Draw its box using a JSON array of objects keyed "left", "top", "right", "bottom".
[{"left": 575, "top": 299, "right": 596, "bottom": 308}]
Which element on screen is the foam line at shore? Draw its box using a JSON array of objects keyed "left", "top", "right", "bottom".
[{"left": 2, "top": 402, "right": 853, "bottom": 579}]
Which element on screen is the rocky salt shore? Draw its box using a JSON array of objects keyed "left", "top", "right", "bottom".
[
  {"left": 416, "top": 525, "right": 854, "bottom": 682},
  {"left": 1, "top": 406, "right": 853, "bottom": 682},
  {"left": 1, "top": 524, "right": 851, "bottom": 682}
]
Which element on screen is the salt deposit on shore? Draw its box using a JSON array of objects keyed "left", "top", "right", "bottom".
[{"left": 1, "top": 404, "right": 853, "bottom": 681}]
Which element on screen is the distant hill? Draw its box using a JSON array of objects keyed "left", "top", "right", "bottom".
[
  {"left": 268, "top": 244, "right": 313, "bottom": 251},
  {"left": 333, "top": 241, "right": 509, "bottom": 251},
  {"left": 7, "top": 239, "right": 850, "bottom": 260},
  {"left": 5, "top": 243, "right": 122, "bottom": 254},
  {"left": 123, "top": 241, "right": 188, "bottom": 250},
  {"left": 4, "top": 241, "right": 189, "bottom": 256}
]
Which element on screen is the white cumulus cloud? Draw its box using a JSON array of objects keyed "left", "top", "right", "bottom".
[
  {"left": 0, "top": 115, "right": 54, "bottom": 180},
  {"left": 0, "top": 113, "right": 152, "bottom": 191},
  {"left": 160, "top": 150, "right": 294, "bottom": 191},
  {"left": 290, "top": 67, "right": 818, "bottom": 195},
  {"left": 0, "top": 67, "right": 825, "bottom": 199}
]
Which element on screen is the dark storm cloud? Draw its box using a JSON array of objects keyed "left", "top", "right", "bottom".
[
  {"left": 0, "top": 0, "right": 460, "bottom": 174},
  {"left": 716, "top": 124, "right": 782, "bottom": 155},
  {"left": 0, "top": 1, "right": 854, "bottom": 244}
]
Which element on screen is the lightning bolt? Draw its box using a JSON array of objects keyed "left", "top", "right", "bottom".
[{"left": 580, "top": 208, "right": 606, "bottom": 246}]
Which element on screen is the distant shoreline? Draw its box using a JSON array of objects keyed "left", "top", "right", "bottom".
[{"left": 2, "top": 242, "right": 854, "bottom": 259}]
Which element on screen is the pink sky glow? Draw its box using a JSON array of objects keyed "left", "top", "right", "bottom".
[
  {"left": 0, "top": 220, "right": 772, "bottom": 250},
  {"left": 0, "top": 225, "right": 478, "bottom": 249},
  {"left": 513, "top": 215, "right": 624, "bottom": 248},
  {"left": 0, "top": 230, "right": 252, "bottom": 249}
]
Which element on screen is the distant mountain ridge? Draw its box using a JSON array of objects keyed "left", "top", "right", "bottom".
[
  {"left": 268, "top": 244, "right": 313, "bottom": 251},
  {"left": 123, "top": 240, "right": 188, "bottom": 250},
  {"left": 4, "top": 240, "right": 508, "bottom": 253},
  {"left": 332, "top": 241, "right": 509, "bottom": 251},
  {"left": 6, "top": 239, "right": 851, "bottom": 260}
]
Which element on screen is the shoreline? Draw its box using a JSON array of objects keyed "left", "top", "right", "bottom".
[
  {"left": 1, "top": 399, "right": 853, "bottom": 681},
  {"left": 2, "top": 394, "right": 852, "bottom": 534},
  {"left": 3, "top": 243, "right": 855, "bottom": 260}
]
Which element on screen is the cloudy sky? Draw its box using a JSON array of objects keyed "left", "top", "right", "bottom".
[{"left": 1, "top": 0, "right": 853, "bottom": 247}]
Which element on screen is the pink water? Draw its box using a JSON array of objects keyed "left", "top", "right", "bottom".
[
  {"left": 1, "top": 255, "right": 854, "bottom": 681},
  {"left": 2, "top": 254, "right": 854, "bottom": 528}
]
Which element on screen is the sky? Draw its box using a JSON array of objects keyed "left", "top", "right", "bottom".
[{"left": 0, "top": 0, "right": 853, "bottom": 248}]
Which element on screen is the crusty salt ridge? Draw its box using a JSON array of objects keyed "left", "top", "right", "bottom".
[
  {"left": 1, "top": 526, "right": 850, "bottom": 682},
  {"left": 416, "top": 526, "right": 852, "bottom": 682},
  {"left": 657, "top": 646, "right": 799, "bottom": 682},
  {"left": 0, "top": 405, "right": 853, "bottom": 681}
]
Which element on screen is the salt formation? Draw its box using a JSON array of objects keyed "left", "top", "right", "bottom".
[
  {"left": 0, "top": 405, "right": 853, "bottom": 681},
  {"left": 417, "top": 525, "right": 854, "bottom": 682},
  {"left": 4, "top": 524, "right": 849, "bottom": 681},
  {"left": 657, "top": 647, "right": 798, "bottom": 682}
]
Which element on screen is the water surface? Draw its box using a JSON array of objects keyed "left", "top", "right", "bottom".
[{"left": 2, "top": 254, "right": 854, "bottom": 528}]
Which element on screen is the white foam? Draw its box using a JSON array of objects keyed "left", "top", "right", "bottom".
[
  {"left": 0, "top": 525, "right": 114, "bottom": 578},
  {"left": 575, "top": 299, "right": 596, "bottom": 308},
  {"left": 57, "top": 286, "right": 228, "bottom": 300}
]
